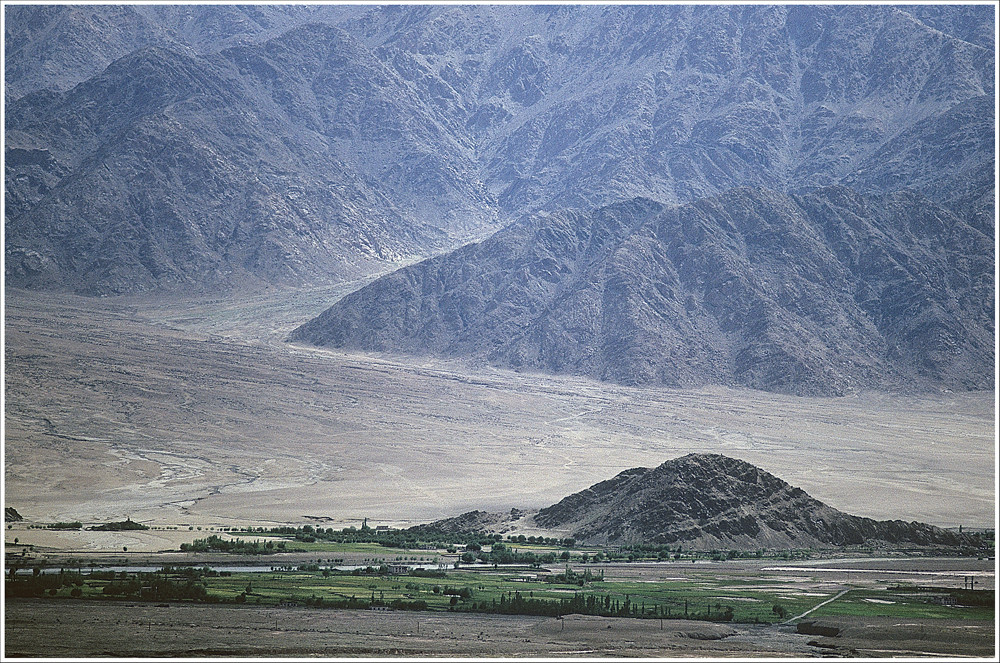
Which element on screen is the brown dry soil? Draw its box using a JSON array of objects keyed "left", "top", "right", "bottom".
[
  {"left": 4, "top": 287, "right": 993, "bottom": 543},
  {"left": 797, "top": 615, "right": 996, "bottom": 658},
  {"left": 6, "top": 600, "right": 994, "bottom": 658},
  {"left": 4, "top": 598, "right": 814, "bottom": 658}
]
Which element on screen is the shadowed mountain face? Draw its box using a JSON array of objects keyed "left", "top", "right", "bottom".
[
  {"left": 5, "top": 25, "right": 496, "bottom": 294},
  {"left": 291, "top": 187, "right": 992, "bottom": 396},
  {"left": 417, "top": 454, "right": 980, "bottom": 550},
  {"left": 533, "top": 454, "right": 979, "bottom": 549},
  {"left": 3, "top": 4, "right": 348, "bottom": 101},
  {"left": 5, "top": 4, "right": 994, "bottom": 295}
]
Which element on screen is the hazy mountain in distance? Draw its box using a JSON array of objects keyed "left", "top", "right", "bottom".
[
  {"left": 6, "top": 3, "right": 994, "bottom": 300},
  {"left": 5, "top": 25, "right": 499, "bottom": 294},
  {"left": 291, "top": 187, "right": 992, "bottom": 396},
  {"left": 338, "top": 3, "right": 993, "bottom": 218},
  {"left": 3, "top": 3, "right": 350, "bottom": 100}
]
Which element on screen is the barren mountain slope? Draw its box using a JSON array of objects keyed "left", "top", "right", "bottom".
[
  {"left": 291, "top": 187, "right": 993, "bottom": 396},
  {"left": 533, "top": 454, "right": 981, "bottom": 549},
  {"left": 414, "top": 454, "right": 981, "bottom": 550},
  {"left": 3, "top": 3, "right": 347, "bottom": 100},
  {"left": 5, "top": 25, "right": 497, "bottom": 294},
  {"left": 5, "top": 4, "right": 994, "bottom": 295}
]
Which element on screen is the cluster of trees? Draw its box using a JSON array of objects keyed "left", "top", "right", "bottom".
[
  {"left": 220, "top": 524, "right": 579, "bottom": 552},
  {"left": 237, "top": 523, "right": 504, "bottom": 550},
  {"left": 101, "top": 575, "right": 209, "bottom": 601},
  {"left": 180, "top": 535, "right": 285, "bottom": 554},
  {"left": 461, "top": 542, "right": 569, "bottom": 566},
  {"left": 505, "top": 534, "right": 576, "bottom": 547},
  {"left": 46, "top": 521, "right": 82, "bottom": 530},
  {"left": 5, "top": 569, "right": 84, "bottom": 598},
  {"left": 545, "top": 566, "right": 604, "bottom": 586},
  {"left": 462, "top": 591, "right": 734, "bottom": 621},
  {"left": 91, "top": 519, "right": 149, "bottom": 532}
]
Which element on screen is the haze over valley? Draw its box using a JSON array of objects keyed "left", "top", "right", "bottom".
[{"left": 3, "top": 4, "right": 995, "bottom": 657}]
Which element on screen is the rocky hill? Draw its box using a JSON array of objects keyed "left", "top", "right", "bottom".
[
  {"left": 417, "top": 454, "right": 979, "bottom": 551},
  {"left": 407, "top": 509, "right": 528, "bottom": 538},
  {"left": 6, "top": 4, "right": 994, "bottom": 295},
  {"left": 291, "top": 187, "right": 992, "bottom": 396},
  {"left": 533, "top": 454, "right": 977, "bottom": 549}
]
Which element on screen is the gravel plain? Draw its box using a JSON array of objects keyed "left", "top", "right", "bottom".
[{"left": 4, "top": 286, "right": 994, "bottom": 539}]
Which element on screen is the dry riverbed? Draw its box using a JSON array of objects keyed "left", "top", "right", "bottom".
[{"left": 4, "top": 288, "right": 993, "bottom": 538}]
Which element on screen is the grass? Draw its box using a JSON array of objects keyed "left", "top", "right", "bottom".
[
  {"left": 808, "top": 590, "right": 995, "bottom": 621},
  {"left": 22, "top": 566, "right": 994, "bottom": 626}
]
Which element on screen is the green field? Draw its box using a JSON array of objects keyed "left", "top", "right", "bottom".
[
  {"left": 12, "top": 565, "right": 992, "bottom": 625},
  {"left": 808, "top": 589, "right": 995, "bottom": 621}
]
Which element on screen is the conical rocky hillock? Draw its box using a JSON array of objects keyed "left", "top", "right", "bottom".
[{"left": 533, "top": 454, "right": 977, "bottom": 549}]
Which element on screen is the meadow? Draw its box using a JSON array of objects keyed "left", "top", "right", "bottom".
[{"left": 12, "top": 556, "right": 993, "bottom": 626}]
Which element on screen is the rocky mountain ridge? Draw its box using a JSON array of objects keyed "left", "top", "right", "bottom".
[
  {"left": 414, "top": 454, "right": 980, "bottom": 551},
  {"left": 3, "top": 4, "right": 350, "bottom": 101},
  {"left": 291, "top": 186, "right": 992, "bottom": 396},
  {"left": 6, "top": 25, "right": 498, "bottom": 293},
  {"left": 6, "top": 4, "right": 994, "bottom": 295}
]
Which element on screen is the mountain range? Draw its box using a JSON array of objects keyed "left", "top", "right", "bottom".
[
  {"left": 291, "top": 186, "right": 992, "bottom": 395},
  {"left": 413, "top": 454, "right": 980, "bottom": 550},
  {"left": 5, "top": 4, "right": 994, "bottom": 394}
]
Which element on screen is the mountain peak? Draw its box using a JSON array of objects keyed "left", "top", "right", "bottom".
[{"left": 532, "top": 454, "right": 976, "bottom": 549}]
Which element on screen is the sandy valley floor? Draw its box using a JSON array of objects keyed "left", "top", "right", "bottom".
[{"left": 4, "top": 286, "right": 994, "bottom": 548}]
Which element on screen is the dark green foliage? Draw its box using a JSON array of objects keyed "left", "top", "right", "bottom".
[
  {"left": 390, "top": 599, "right": 428, "bottom": 611},
  {"left": 408, "top": 569, "right": 446, "bottom": 578},
  {"left": 6, "top": 573, "right": 61, "bottom": 597},
  {"left": 100, "top": 573, "right": 208, "bottom": 601},
  {"left": 546, "top": 567, "right": 603, "bottom": 586},
  {"left": 91, "top": 519, "right": 149, "bottom": 532},
  {"left": 47, "top": 521, "right": 82, "bottom": 530},
  {"left": 180, "top": 535, "right": 283, "bottom": 554}
]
